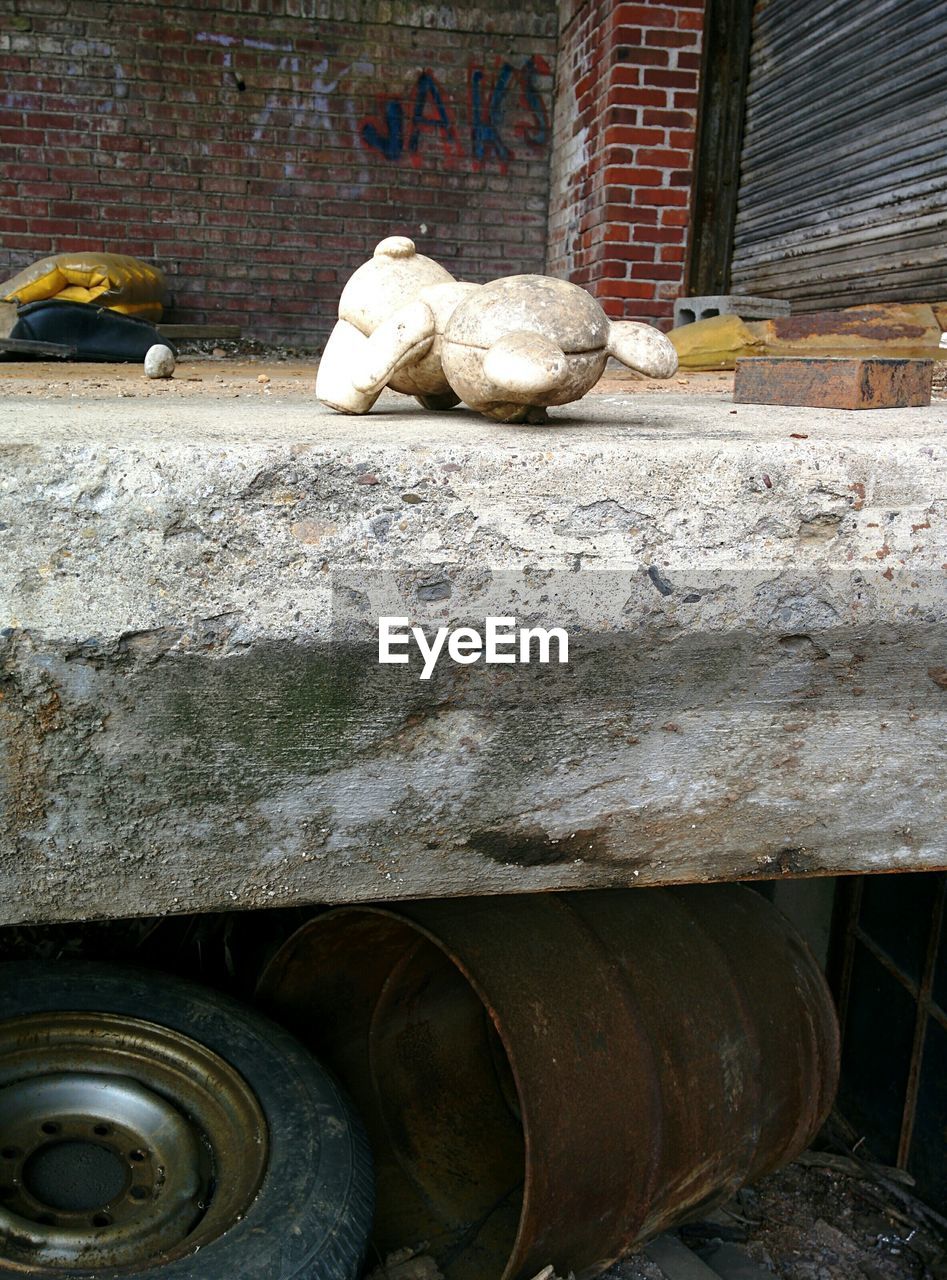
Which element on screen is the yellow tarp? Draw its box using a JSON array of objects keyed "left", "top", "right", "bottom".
[
  {"left": 0, "top": 253, "right": 167, "bottom": 321},
  {"left": 669, "top": 315, "right": 764, "bottom": 370},
  {"left": 670, "top": 304, "right": 946, "bottom": 370}
]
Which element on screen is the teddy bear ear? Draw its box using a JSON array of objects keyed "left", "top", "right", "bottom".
[
  {"left": 607, "top": 321, "right": 678, "bottom": 378},
  {"left": 374, "top": 236, "right": 416, "bottom": 259}
]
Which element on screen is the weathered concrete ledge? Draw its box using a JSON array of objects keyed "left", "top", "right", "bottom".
[{"left": 0, "top": 391, "right": 944, "bottom": 924}]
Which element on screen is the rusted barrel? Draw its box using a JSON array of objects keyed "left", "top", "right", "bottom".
[{"left": 257, "top": 885, "right": 839, "bottom": 1280}]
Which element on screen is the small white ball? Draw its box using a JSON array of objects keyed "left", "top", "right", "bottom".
[{"left": 144, "top": 344, "right": 176, "bottom": 379}]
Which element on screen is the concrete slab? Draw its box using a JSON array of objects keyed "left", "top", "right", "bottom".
[{"left": 0, "top": 390, "right": 944, "bottom": 925}]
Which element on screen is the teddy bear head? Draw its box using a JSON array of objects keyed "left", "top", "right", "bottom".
[{"left": 338, "top": 237, "right": 456, "bottom": 337}]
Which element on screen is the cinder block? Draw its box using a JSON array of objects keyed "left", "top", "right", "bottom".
[
  {"left": 734, "top": 356, "right": 934, "bottom": 410},
  {"left": 674, "top": 294, "right": 792, "bottom": 327}
]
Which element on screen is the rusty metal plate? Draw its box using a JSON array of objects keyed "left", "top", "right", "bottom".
[{"left": 734, "top": 356, "right": 934, "bottom": 409}]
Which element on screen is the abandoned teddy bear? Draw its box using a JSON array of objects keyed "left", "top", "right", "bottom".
[{"left": 316, "top": 237, "right": 678, "bottom": 424}]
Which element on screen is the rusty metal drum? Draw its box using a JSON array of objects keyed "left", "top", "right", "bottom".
[{"left": 257, "top": 885, "right": 839, "bottom": 1280}]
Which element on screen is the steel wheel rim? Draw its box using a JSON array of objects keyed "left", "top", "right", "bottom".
[{"left": 0, "top": 1012, "right": 268, "bottom": 1272}]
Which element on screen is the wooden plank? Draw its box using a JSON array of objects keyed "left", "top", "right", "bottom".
[
  {"left": 0, "top": 337, "right": 76, "bottom": 359},
  {"left": 156, "top": 324, "right": 242, "bottom": 340},
  {"left": 686, "top": 0, "right": 755, "bottom": 295},
  {"left": 735, "top": 356, "right": 933, "bottom": 409}
]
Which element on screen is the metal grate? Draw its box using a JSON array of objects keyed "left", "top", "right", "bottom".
[{"left": 831, "top": 871, "right": 947, "bottom": 1209}]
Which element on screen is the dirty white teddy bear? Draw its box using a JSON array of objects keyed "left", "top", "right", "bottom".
[{"left": 316, "top": 236, "right": 678, "bottom": 424}]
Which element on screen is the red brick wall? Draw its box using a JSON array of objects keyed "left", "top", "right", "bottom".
[
  {"left": 546, "top": 0, "right": 703, "bottom": 328},
  {"left": 0, "top": 1, "right": 557, "bottom": 347}
]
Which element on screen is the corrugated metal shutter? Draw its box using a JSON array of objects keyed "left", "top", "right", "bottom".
[{"left": 730, "top": 0, "right": 947, "bottom": 311}]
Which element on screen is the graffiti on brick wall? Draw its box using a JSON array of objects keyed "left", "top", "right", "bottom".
[
  {"left": 247, "top": 54, "right": 375, "bottom": 145},
  {"left": 360, "top": 56, "right": 551, "bottom": 169},
  {"left": 193, "top": 34, "right": 550, "bottom": 171},
  {"left": 196, "top": 34, "right": 374, "bottom": 147},
  {"left": 361, "top": 71, "right": 460, "bottom": 163}
]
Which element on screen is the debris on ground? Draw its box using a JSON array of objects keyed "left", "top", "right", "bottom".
[
  {"left": 674, "top": 294, "right": 792, "bottom": 327},
  {"left": 366, "top": 1248, "right": 444, "bottom": 1280},
  {"left": 609, "top": 1258, "right": 666, "bottom": 1280},
  {"left": 0, "top": 300, "right": 174, "bottom": 364},
  {"left": 0, "top": 355, "right": 731, "bottom": 401},
  {"left": 604, "top": 1158, "right": 946, "bottom": 1279},
  {"left": 733, "top": 355, "right": 933, "bottom": 410},
  {"left": 175, "top": 336, "right": 311, "bottom": 359}
]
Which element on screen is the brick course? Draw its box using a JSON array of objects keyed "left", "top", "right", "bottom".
[
  {"left": 546, "top": 0, "right": 703, "bottom": 328},
  {"left": 0, "top": 1, "right": 557, "bottom": 346}
]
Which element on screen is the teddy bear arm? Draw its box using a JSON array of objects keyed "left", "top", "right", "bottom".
[
  {"left": 607, "top": 321, "right": 679, "bottom": 379},
  {"left": 316, "top": 319, "right": 383, "bottom": 414},
  {"left": 351, "top": 299, "right": 437, "bottom": 395}
]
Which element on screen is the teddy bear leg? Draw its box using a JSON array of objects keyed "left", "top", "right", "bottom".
[
  {"left": 479, "top": 401, "right": 548, "bottom": 424},
  {"left": 481, "top": 330, "right": 569, "bottom": 400},
  {"left": 414, "top": 390, "right": 461, "bottom": 411},
  {"left": 316, "top": 320, "right": 384, "bottom": 414}
]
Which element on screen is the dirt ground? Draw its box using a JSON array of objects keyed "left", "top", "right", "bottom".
[
  {"left": 0, "top": 349, "right": 734, "bottom": 402},
  {"left": 3, "top": 346, "right": 944, "bottom": 404},
  {"left": 367, "top": 1158, "right": 946, "bottom": 1280}
]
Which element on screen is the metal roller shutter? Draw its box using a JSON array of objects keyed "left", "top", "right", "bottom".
[{"left": 730, "top": 0, "right": 947, "bottom": 311}]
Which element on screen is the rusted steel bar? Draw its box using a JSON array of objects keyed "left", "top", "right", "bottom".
[{"left": 257, "top": 885, "right": 839, "bottom": 1280}]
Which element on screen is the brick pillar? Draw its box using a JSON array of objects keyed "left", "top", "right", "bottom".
[{"left": 547, "top": 0, "right": 704, "bottom": 329}]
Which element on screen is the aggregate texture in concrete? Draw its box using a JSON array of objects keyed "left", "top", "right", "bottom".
[{"left": 0, "top": 389, "right": 944, "bottom": 925}]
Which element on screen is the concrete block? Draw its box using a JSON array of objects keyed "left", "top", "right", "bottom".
[
  {"left": 735, "top": 356, "right": 934, "bottom": 409},
  {"left": 674, "top": 295, "right": 792, "bottom": 327}
]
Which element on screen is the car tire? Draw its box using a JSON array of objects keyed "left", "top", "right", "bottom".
[{"left": 0, "top": 962, "right": 373, "bottom": 1279}]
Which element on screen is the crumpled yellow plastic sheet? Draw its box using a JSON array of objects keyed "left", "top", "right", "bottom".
[{"left": 0, "top": 253, "right": 167, "bottom": 321}]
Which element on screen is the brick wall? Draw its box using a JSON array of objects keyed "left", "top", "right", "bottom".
[
  {"left": 0, "top": 1, "right": 557, "bottom": 347},
  {"left": 546, "top": 0, "right": 703, "bottom": 328}
]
